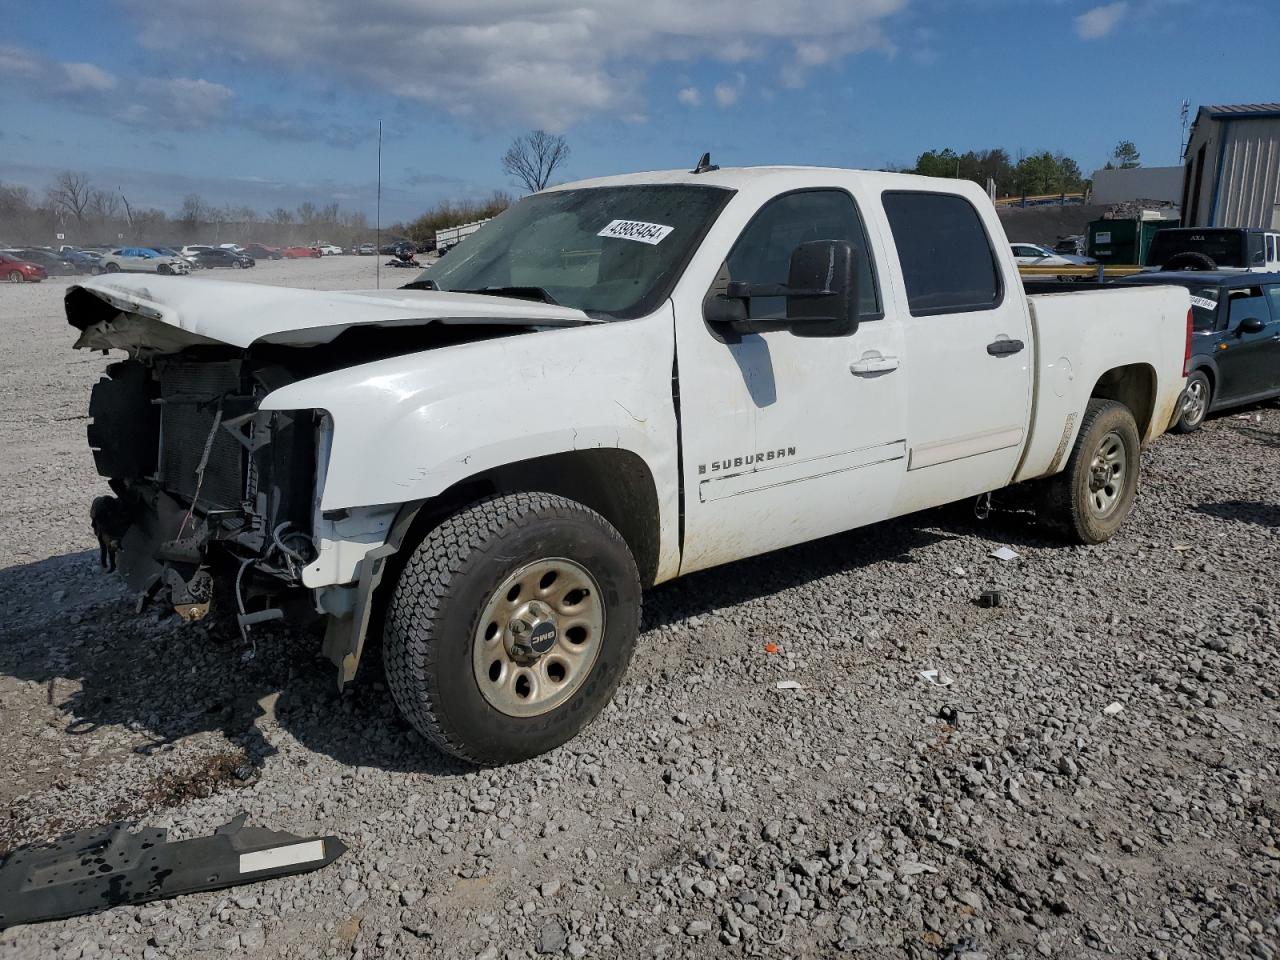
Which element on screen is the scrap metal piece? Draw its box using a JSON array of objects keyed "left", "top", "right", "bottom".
[{"left": 0, "top": 814, "right": 345, "bottom": 930}]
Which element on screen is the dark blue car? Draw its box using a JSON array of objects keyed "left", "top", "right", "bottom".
[{"left": 1118, "top": 270, "right": 1280, "bottom": 431}]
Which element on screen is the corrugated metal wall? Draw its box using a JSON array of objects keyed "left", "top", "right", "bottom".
[{"left": 1215, "top": 118, "right": 1280, "bottom": 228}]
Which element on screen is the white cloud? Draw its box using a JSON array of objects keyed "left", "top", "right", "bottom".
[
  {"left": 60, "top": 62, "right": 118, "bottom": 92},
  {"left": 1075, "top": 2, "right": 1128, "bottom": 39},
  {"left": 677, "top": 86, "right": 702, "bottom": 107},
  {"left": 713, "top": 74, "right": 745, "bottom": 108},
  {"left": 122, "top": 0, "right": 907, "bottom": 129}
]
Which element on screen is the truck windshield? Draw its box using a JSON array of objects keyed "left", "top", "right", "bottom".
[
  {"left": 1146, "top": 230, "right": 1247, "bottom": 268},
  {"left": 412, "top": 185, "right": 733, "bottom": 318}
]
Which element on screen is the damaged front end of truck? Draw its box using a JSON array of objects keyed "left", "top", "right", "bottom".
[{"left": 67, "top": 275, "right": 596, "bottom": 683}]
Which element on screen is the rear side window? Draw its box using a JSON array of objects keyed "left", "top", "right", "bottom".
[
  {"left": 1227, "top": 287, "right": 1269, "bottom": 327},
  {"left": 882, "top": 192, "right": 1002, "bottom": 316}
]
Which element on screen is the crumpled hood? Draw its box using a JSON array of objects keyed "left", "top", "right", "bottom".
[{"left": 66, "top": 274, "right": 598, "bottom": 351}]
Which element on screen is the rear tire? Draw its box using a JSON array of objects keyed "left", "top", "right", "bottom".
[
  {"left": 1172, "top": 370, "right": 1210, "bottom": 433},
  {"left": 7, "top": 271, "right": 22, "bottom": 283},
  {"left": 383, "top": 492, "right": 641, "bottom": 765},
  {"left": 1042, "top": 399, "right": 1140, "bottom": 544},
  {"left": 105, "top": 263, "right": 120, "bottom": 273}
]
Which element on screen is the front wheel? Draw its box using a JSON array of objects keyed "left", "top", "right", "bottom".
[
  {"left": 231, "top": 260, "right": 244, "bottom": 269},
  {"left": 383, "top": 492, "right": 641, "bottom": 765},
  {"left": 1042, "top": 399, "right": 1140, "bottom": 544},
  {"left": 1172, "top": 370, "right": 1210, "bottom": 433},
  {"left": 104, "top": 263, "right": 120, "bottom": 273}
]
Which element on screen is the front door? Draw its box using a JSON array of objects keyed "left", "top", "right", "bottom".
[
  {"left": 674, "top": 187, "right": 908, "bottom": 574},
  {"left": 878, "top": 190, "right": 1034, "bottom": 515},
  {"left": 1216, "top": 285, "right": 1278, "bottom": 402}
]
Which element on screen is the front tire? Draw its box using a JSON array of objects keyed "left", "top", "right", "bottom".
[
  {"left": 104, "top": 263, "right": 120, "bottom": 273},
  {"left": 1173, "top": 370, "right": 1210, "bottom": 433},
  {"left": 383, "top": 492, "right": 641, "bottom": 765},
  {"left": 1042, "top": 399, "right": 1140, "bottom": 544}
]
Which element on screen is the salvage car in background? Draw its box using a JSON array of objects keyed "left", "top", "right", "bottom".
[
  {"left": 1118, "top": 270, "right": 1280, "bottom": 431},
  {"left": 1, "top": 252, "right": 47, "bottom": 282},
  {"left": 192, "top": 248, "right": 255, "bottom": 269},
  {"left": 99, "top": 248, "right": 190, "bottom": 275},
  {"left": 315, "top": 242, "right": 343, "bottom": 256},
  {"left": 242, "top": 243, "right": 283, "bottom": 261},
  {"left": 282, "top": 245, "right": 321, "bottom": 258},
  {"left": 9, "top": 248, "right": 86, "bottom": 276},
  {"left": 1145, "top": 227, "right": 1280, "bottom": 273},
  {"left": 66, "top": 165, "right": 1190, "bottom": 765}
]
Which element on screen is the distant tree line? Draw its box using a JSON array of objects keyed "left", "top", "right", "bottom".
[
  {"left": 901, "top": 147, "right": 1089, "bottom": 198},
  {"left": 395, "top": 191, "right": 514, "bottom": 247},
  {"left": 0, "top": 171, "right": 380, "bottom": 248}
]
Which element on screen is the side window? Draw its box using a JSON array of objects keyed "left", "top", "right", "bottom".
[
  {"left": 1248, "top": 232, "right": 1266, "bottom": 265},
  {"left": 882, "top": 191, "right": 1002, "bottom": 316},
  {"left": 1267, "top": 235, "right": 1276, "bottom": 262},
  {"left": 1227, "top": 287, "right": 1269, "bottom": 327},
  {"left": 1264, "top": 285, "right": 1280, "bottom": 321},
  {"left": 726, "top": 190, "right": 881, "bottom": 322}
]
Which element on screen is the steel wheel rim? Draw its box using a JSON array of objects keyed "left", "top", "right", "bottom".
[
  {"left": 1183, "top": 379, "right": 1207, "bottom": 426},
  {"left": 1087, "top": 430, "right": 1127, "bottom": 517},
  {"left": 472, "top": 557, "right": 604, "bottom": 718}
]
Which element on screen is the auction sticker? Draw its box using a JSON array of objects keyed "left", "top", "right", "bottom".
[
  {"left": 598, "top": 219, "right": 674, "bottom": 245},
  {"left": 1189, "top": 295, "right": 1218, "bottom": 312}
]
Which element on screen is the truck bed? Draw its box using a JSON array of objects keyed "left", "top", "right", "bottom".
[{"left": 1014, "top": 285, "right": 1189, "bottom": 482}]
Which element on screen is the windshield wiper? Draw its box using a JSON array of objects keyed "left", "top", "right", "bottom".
[
  {"left": 456, "top": 286, "right": 559, "bottom": 305},
  {"left": 398, "top": 278, "right": 438, "bottom": 291}
]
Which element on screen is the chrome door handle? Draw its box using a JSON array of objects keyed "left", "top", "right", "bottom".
[{"left": 850, "top": 353, "right": 900, "bottom": 375}]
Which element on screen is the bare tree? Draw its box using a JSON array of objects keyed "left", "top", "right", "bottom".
[
  {"left": 179, "top": 193, "right": 208, "bottom": 232},
  {"left": 47, "top": 171, "right": 95, "bottom": 225},
  {"left": 88, "top": 189, "right": 122, "bottom": 222},
  {"left": 502, "top": 130, "right": 570, "bottom": 193}
]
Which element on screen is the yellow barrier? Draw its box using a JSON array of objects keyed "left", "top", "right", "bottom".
[{"left": 1018, "top": 264, "right": 1146, "bottom": 279}]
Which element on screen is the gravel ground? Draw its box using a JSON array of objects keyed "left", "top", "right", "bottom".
[{"left": 1, "top": 260, "right": 1278, "bottom": 959}]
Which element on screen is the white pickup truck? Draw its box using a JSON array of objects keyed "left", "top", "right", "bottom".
[{"left": 68, "top": 165, "right": 1191, "bottom": 764}]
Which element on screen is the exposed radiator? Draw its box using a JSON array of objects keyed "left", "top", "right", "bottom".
[{"left": 158, "top": 362, "right": 246, "bottom": 511}]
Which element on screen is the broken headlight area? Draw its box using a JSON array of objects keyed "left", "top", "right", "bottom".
[{"left": 87, "top": 356, "right": 323, "bottom": 632}]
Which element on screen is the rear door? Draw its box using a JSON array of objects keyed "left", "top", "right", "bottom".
[{"left": 879, "top": 190, "right": 1033, "bottom": 514}]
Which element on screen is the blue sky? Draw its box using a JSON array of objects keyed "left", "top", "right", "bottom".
[{"left": 0, "top": 0, "right": 1274, "bottom": 223}]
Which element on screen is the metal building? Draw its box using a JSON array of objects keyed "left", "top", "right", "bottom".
[{"left": 1180, "top": 103, "right": 1280, "bottom": 229}]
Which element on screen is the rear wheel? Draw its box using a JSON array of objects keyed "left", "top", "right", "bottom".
[
  {"left": 7, "top": 271, "right": 22, "bottom": 283},
  {"left": 1042, "top": 399, "right": 1140, "bottom": 544},
  {"left": 104, "top": 263, "right": 120, "bottom": 273},
  {"left": 1172, "top": 370, "right": 1211, "bottom": 433},
  {"left": 383, "top": 492, "right": 641, "bottom": 765}
]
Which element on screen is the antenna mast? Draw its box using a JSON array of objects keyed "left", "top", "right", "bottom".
[{"left": 376, "top": 119, "right": 382, "bottom": 290}]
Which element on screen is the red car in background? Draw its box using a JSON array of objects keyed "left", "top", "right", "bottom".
[
  {"left": 1, "top": 252, "right": 48, "bottom": 282},
  {"left": 282, "top": 245, "right": 321, "bottom": 259}
]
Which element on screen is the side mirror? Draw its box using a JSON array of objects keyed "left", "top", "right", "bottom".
[
  {"left": 708, "top": 240, "right": 859, "bottom": 337},
  {"left": 783, "top": 240, "right": 859, "bottom": 336},
  {"left": 1238, "top": 316, "right": 1266, "bottom": 335}
]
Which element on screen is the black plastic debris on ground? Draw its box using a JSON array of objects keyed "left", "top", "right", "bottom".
[{"left": 0, "top": 813, "right": 345, "bottom": 930}]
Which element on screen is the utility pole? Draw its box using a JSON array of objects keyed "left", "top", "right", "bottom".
[
  {"left": 376, "top": 120, "right": 382, "bottom": 290},
  {"left": 1179, "top": 100, "right": 1190, "bottom": 161}
]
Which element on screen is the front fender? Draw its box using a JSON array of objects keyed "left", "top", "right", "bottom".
[{"left": 259, "top": 305, "right": 678, "bottom": 514}]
